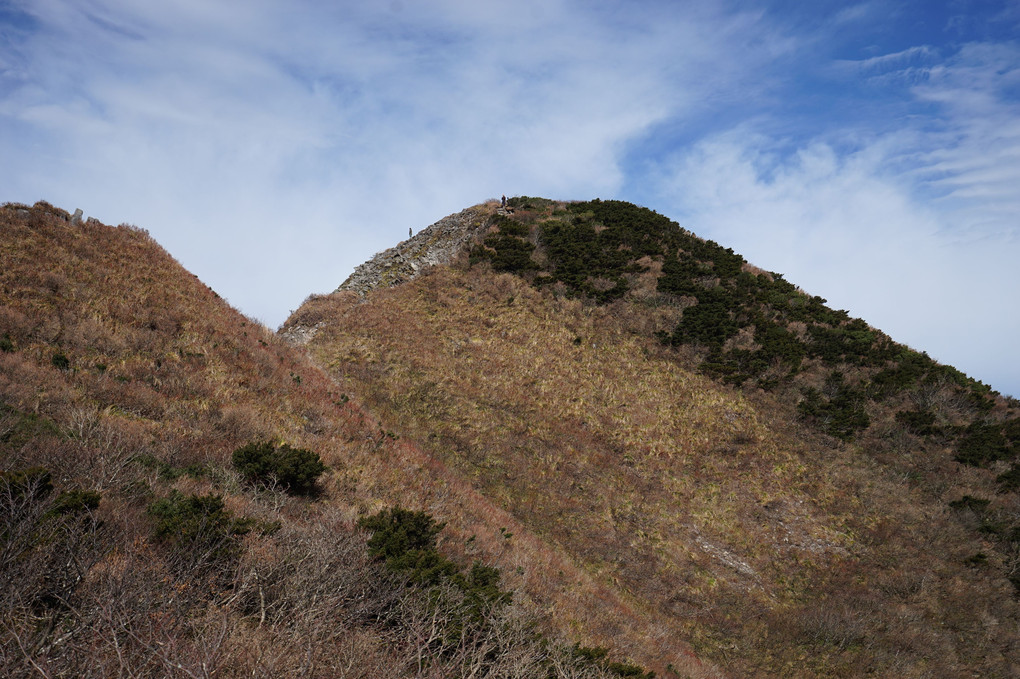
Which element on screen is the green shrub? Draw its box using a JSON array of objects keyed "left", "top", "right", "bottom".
[
  {"left": 797, "top": 372, "right": 870, "bottom": 441},
  {"left": 470, "top": 233, "right": 537, "bottom": 274},
  {"left": 965, "top": 552, "right": 988, "bottom": 567},
  {"left": 871, "top": 350, "right": 935, "bottom": 399},
  {"left": 948, "top": 495, "right": 990, "bottom": 512},
  {"left": 997, "top": 464, "right": 1020, "bottom": 493},
  {"left": 755, "top": 320, "right": 806, "bottom": 371},
  {"left": 0, "top": 466, "right": 53, "bottom": 501},
  {"left": 50, "top": 351, "right": 70, "bottom": 371},
  {"left": 895, "top": 410, "right": 941, "bottom": 437},
  {"left": 607, "top": 660, "right": 656, "bottom": 678},
  {"left": 666, "top": 291, "right": 740, "bottom": 350},
  {"left": 805, "top": 320, "right": 878, "bottom": 365},
  {"left": 459, "top": 561, "right": 512, "bottom": 618},
  {"left": 231, "top": 441, "right": 326, "bottom": 495},
  {"left": 48, "top": 489, "right": 101, "bottom": 516},
  {"left": 358, "top": 506, "right": 457, "bottom": 585},
  {"left": 490, "top": 214, "right": 529, "bottom": 237},
  {"left": 657, "top": 256, "right": 703, "bottom": 297},
  {"left": 357, "top": 507, "right": 514, "bottom": 616},
  {"left": 132, "top": 453, "right": 206, "bottom": 481},
  {"left": 1001, "top": 417, "right": 1020, "bottom": 452},
  {"left": 955, "top": 421, "right": 1009, "bottom": 467},
  {"left": 0, "top": 333, "right": 13, "bottom": 352},
  {"left": 147, "top": 492, "right": 253, "bottom": 567},
  {"left": 570, "top": 644, "right": 655, "bottom": 678}
]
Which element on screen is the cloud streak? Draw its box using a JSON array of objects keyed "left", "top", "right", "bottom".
[
  {"left": 654, "top": 33, "right": 1020, "bottom": 395},
  {"left": 1, "top": 0, "right": 1017, "bottom": 395}
]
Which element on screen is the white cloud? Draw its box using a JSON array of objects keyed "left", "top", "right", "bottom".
[
  {"left": 2, "top": 1, "right": 1017, "bottom": 396},
  {"left": 1, "top": 0, "right": 787, "bottom": 325},
  {"left": 658, "top": 131, "right": 1019, "bottom": 396},
  {"left": 655, "top": 36, "right": 1020, "bottom": 396}
]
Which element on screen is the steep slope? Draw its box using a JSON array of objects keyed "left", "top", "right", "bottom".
[
  {"left": 0, "top": 202, "right": 670, "bottom": 678},
  {"left": 286, "top": 197, "right": 1020, "bottom": 678}
]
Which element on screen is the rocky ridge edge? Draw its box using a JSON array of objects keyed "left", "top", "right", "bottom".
[
  {"left": 281, "top": 203, "right": 495, "bottom": 345},
  {"left": 338, "top": 204, "right": 494, "bottom": 296}
]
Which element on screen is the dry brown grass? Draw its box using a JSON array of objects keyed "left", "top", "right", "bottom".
[
  {"left": 5, "top": 199, "right": 1018, "bottom": 678},
  {"left": 0, "top": 203, "right": 645, "bottom": 678},
  {"left": 290, "top": 244, "right": 1020, "bottom": 677}
]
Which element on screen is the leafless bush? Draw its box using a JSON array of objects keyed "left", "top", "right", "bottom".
[
  {"left": 216, "top": 405, "right": 268, "bottom": 442},
  {"left": 61, "top": 406, "right": 136, "bottom": 489},
  {"left": 232, "top": 509, "right": 398, "bottom": 630},
  {"left": 39, "top": 272, "right": 67, "bottom": 295},
  {"left": 795, "top": 599, "right": 875, "bottom": 652},
  {"left": 0, "top": 470, "right": 107, "bottom": 678},
  {"left": 0, "top": 307, "right": 33, "bottom": 345}
]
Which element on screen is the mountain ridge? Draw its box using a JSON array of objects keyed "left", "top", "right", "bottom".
[
  {"left": 0, "top": 200, "right": 685, "bottom": 678},
  {"left": 285, "top": 195, "right": 1020, "bottom": 677},
  {"left": 3, "top": 197, "right": 1019, "bottom": 678}
]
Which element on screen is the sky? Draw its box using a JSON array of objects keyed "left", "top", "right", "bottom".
[{"left": 1, "top": 1, "right": 1018, "bottom": 397}]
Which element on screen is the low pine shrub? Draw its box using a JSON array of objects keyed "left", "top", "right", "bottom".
[
  {"left": 797, "top": 372, "right": 870, "bottom": 441},
  {"left": 948, "top": 495, "right": 990, "bottom": 512},
  {"left": 48, "top": 489, "right": 101, "bottom": 516},
  {"left": 895, "top": 410, "right": 941, "bottom": 437},
  {"left": 0, "top": 466, "right": 54, "bottom": 501},
  {"left": 955, "top": 421, "right": 1009, "bottom": 467},
  {"left": 358, "top": 506, "right": 457, "bottom": 585},
  {"left": 997, "top": 464, "right": 1020, "bottom": 493},
  {"left": 51, "top": 351, "right": 70, "bottom": 371},
  {"left": 570, "top": 644, "right": 656, "bottom": 678},
  {"left": 231, "top": 441, "right": 326, "bottom": 495},
  {"left": 147, "top": 491, "right": 254, "bottom": 569}
]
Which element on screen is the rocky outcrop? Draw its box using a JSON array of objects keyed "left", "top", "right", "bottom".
[
  {"left": 337, "top": 204, "right": 495, "bottom": 296},
  {"left": 279, "top": 321, "right": 325, "bottom": 346},
  {"left": 281, "top": 203, "right": 496, "bottom": 346}
]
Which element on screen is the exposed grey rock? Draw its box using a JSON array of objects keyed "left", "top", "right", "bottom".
[
  {"left": 280, "top": 322, "right": 325, "bottom": 346},
  {"left": 280, "top": 203, "right": 497, "bottom": 343},
  {"left": 71, "top": 208, "right": 84, "bottom": 224},
  {"left": 337, "top": 204, "right": 494, "bottom": 296}
]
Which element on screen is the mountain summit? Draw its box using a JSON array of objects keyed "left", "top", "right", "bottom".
[
  {"left": 3, "top": 198, "right": 1018, "bottom": 678},
  {"left": 338, "top": 205, "right": 493, "bottom": 297},
  {"left": 286, "top": 196, "right": 1020, "bottom": 677}
]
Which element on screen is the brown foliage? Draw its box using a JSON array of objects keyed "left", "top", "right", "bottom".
[
  {"left": 0, "top": 202, "right": 656, "bottom": 679},
  {"left": 289, "top": 244, "right": 1020, "bottom": 678}
]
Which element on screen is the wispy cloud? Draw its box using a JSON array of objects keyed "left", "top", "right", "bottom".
[
  {"left": 1, "top": 0, "right": 783, "bottom": 316},
  {"left": 655, "top": 34, "right": 1020, "bottom": 395},
  {"left": 1, "top": 1, "right": 1017, "bottom": 395},
  {"left": 834, "top": 45, "right": 938, "bottom": 75}
]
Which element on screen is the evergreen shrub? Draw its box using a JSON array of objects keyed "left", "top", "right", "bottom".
[
  {"left": 358, "top": 506, "right": 457, "bottom": 585},
  {"left": 797, "top": 372, "right": 870, "bottom": 441},
  {"left": 955, "top": 421, "right": 1010, "bottom": 466},
  {"left": 231, "top": 441, "right": 325, "bottom": 495},
  {"left": 147, "top": 491, "right": 253, "bottom": 566},
  {"left": 51, "top": 351, "right": 70, "bottom": 371},
  {"left": 895, "top": 410, "right": 941, "bottom": 437}
]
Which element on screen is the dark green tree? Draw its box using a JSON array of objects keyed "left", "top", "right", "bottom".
[{"left": 231, "top": 441, "right": 326, "bottom": 495}]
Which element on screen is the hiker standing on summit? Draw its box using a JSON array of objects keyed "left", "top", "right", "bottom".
[{"left": 501, "top": 195, "right": 506, "bottom": 208}]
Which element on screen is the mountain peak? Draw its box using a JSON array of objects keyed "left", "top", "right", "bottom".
[{"left": 337, "top": 202, "right": 496, "bottom": 296}]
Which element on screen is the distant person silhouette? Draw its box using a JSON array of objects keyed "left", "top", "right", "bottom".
[{"left": 501, "top": 195, "right": 506, "bottom": 208}]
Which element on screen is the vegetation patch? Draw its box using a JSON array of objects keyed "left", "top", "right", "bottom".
[
  {"left": 231, "top": 440, "right": 326, "bottom": 495},
  {"left": 955, "top": 420, "right": 1011, "bottom": 466},
  {"left": 797, "top": 371, "right": 871, "bottom": 441},
  {"left": 147, "top": 491, "right": 256, "bottom": 570}
]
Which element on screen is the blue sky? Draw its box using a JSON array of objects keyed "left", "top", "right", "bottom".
[{"left": 1, "top": 1, "right": 1018, "bottom": 397}]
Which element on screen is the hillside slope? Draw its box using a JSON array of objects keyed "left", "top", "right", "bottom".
[
  {"left": 286, "top": 197, "right": 1020, "bottom": 678},
  {"left": 0, "top": 202, "right": 677, "bottom": 678}
]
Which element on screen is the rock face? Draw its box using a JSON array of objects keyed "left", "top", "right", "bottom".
[
  {"left": 281, "top": 203, "right": 495, "bottom": 346},
  {"left": 337, "top": 204, "right": 494, "bottom": 296}
]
